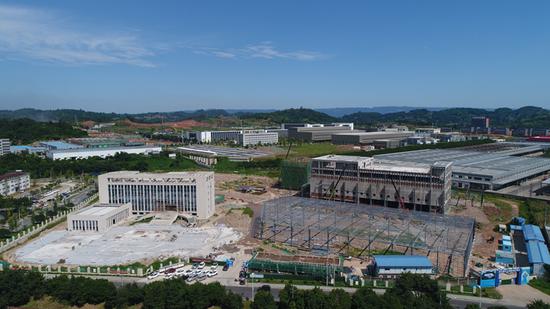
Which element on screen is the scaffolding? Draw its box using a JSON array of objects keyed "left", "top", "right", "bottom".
[{"left": 256, "top": 196, "right": 476, "bottom": 277}]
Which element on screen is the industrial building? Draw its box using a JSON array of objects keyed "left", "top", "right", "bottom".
[
  {"left": 46, "top": 145, "right": 162, "bottom": 160},
  {"left": 472, "top": 116, "right": 490, "bottom": 129},
  {"left": 0, "top": 171, "right": 30, "bottom": 196},
  {"left": 9, "top": 145, "right": 47, "bottom": 155},
  {"left": 68, "top": 203, "right": 132, "bottom": 232},
  {"left": 185, "top": 130, "right": 242, "bottom": 143},
  {"left": 266, "top": 128, "right": 288, "bottom": 138},
  {"left": 288, "top": 126, "right": 356, "bottom": 142},
  {"left": 98, "top": 171, "right": 215, "bottom": 219},
  {"left": 309, "top": 155, "right": 452, "bottom": 213},
  {"left": 0, "top": 139, "right": 10, "bottom": 156},
  {"left": 177, "top": 145, "right": 270, "bottom": 163},
  {"left": 39, "top": 141, "right": 84, "bottom": 150},
  {"left": 282, "top": 122, "right": 354, "bottom": 130},
  {"left": 375, "top": 143, "right": 550, "bottom": 190},
  {"left": 331, "top": 131, "right": 414, "bottom": 145},
  {"left": 257, "top": 197, "right": 475, "bottom": 277},
  {"left": 373, "top": 255, "right": 433, "bottom": 277},
  {"left": 238, "top": 131, "right": 279, "bottom": 146}
]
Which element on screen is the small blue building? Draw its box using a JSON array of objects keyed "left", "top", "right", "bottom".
[{"left": 373, "top": 255, "right": 433, "bottom": 277}]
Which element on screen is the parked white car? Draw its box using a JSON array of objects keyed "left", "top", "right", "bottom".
[
  {"left": 207, "top": 270, "right": 218, "bottom": 277},
  {"left": 198, "top": 262, "right": 206, "bottom": 269},
  {"left": 147, "top": 272, "right": 159, "bottom": 280}
]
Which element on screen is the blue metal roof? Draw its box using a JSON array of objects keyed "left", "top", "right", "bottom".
[
  {"left": 523, "top": 224, "right": 545, "bottom": 242},
  {"left": 374, "top": 255, "right": 432, "bottom": 268},
  {"left": 526, "top": 240, "right": 550, "bottom": 265},
  {"left": 40, "top": 141, "right": 83, "bottom": 150}
]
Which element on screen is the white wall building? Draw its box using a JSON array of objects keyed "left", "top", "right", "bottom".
[
  {"left": 68, "top": 203, "right": 132, "bottom": 232},
  {"left": 47, "top": 146, "right": 162, "bottom": 160},
  {"left": 239, "top": 132, "right": 279, "bottom": 146},
  {"left": 0, "top": 171, "right": 30, "bottom": 196},
  {"left": 98, "top": 171, "right": 215, "bottom": 219},
  {"left": 0, "top": 139, "right": 11, "bottom": 156}
]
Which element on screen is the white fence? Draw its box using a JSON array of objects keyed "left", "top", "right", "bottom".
[{"left": 0, "top": 193, "right": 98, "bottom": 254}]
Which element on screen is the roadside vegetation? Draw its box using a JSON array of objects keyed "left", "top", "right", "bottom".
[{"left": 0, "top": 270, "right": 480, "bottom": 309}]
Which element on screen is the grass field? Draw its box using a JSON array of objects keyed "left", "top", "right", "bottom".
[{"left": 529, "top": 278, "right": 550, "bottom": 295}]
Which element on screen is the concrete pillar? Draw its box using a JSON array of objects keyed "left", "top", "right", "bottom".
[
  {"left": 87, "top": 267, "right": 91, "bottom": 273},
  {"left": 107, "top": 267, "right": 111, "bottom": 273},
  {"left": 460, "top": 285, "right": 464, "bottom": 293},
  {"left": 373, "top": 279, "right": 377, "bottom": 287},
  {"left": 472, "top": 286, "right": 477, "bottom": 294},
  {"left": 385, "top": 280, "right": 389, "bottom": 288},
  {"left": 446, "top": 282, "right": 451, "bottom": 292},
  {"left": 137, "top": 268, "right": 144, "bottom": 276}
]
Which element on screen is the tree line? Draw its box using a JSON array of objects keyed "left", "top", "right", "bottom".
[
  {"left": 0, "top": 152, "right": 199, "bottom": 179},
  {"left": 5, "top": 270, "right": 548, "bottom": 309},
  {"left": 0, "top": 118, "right": 87, "bottom": 144}
]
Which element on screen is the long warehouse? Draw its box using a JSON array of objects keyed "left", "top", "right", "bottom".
[{"left": 375, "top": 145, "right": 550, "bottom": 190}]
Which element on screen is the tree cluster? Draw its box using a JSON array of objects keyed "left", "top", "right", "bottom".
[{"left": 0, "top": 118, "right": 87, "bottom": 144}]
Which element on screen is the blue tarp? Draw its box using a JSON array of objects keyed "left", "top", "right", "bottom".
[
  {"left": 523, "top": 224, "right": 545, "bottom": 242},
  {"left": 374, "top": 255, "right": 432, "bottom": 268},
  {"left": 526, "top": 240, "right": 550, "bottom": 265}
]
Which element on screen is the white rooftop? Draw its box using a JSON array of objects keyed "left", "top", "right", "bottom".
[{"left": 74, "top": 204, "right": 126, "bottom": 217}]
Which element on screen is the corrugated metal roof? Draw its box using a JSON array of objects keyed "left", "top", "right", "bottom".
[
  {"left": 526, "top": 240, "right": 550, "bottom": 265},
  {"left": 523, "top": 224, "right": 545, "bottom": 242},
  {"left": 374, "top": 255, "right": 432, "bottom": 268}
]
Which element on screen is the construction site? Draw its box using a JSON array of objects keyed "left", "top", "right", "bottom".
[{"left": 254, "top": 196, "right": 476, "bottom": 277}]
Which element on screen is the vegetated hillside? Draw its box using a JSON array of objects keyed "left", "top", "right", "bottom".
[
  {"left": 342, "top": 106, "right": 550, "bottom": 128},
  {"left": 239, "top": 107, "right": 337, "bottom": 124},
  {"left": 0, "top": 118, "right": 87, "bottom": 144},
  {"left": 0, "top": 108, "right": 119, "bottom": 123}
]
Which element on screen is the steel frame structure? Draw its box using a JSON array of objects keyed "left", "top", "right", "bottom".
[{"left": 256, "top": 196, "right": 476, "bottom": 277}]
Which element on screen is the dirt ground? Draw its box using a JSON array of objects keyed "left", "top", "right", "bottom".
[{"left": 450, "top": 196, "right": 520, "bottom": 268}]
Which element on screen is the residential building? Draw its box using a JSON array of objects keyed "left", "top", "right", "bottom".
[
  {"left": 46, "top": 145, "right": 161, "bottom": 160},
  {"left": 472, "top": 116, "right": 490, "bottom": 129},
  {"left": 309, "top": 155, "right": 452, "bottom": 213},
  {"left": 0, "top": 171, "right": 30, "bottom": 196},
  {"left": 98, "top": 171, "right": 215, "bottom": 219},
  {"left": 0, "top": 139, "right": 10, "bottom": 156},
  {"left": 68, "top": 203, "right": 132, "bottom": 232}
]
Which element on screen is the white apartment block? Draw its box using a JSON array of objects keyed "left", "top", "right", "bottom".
[
  {"left": 239, "top": 132, "right": 279, "bottom": 146},
  {"left": 0, "top": 139, "right": 11, "bottom": 156},
  {"left": 0, "top": 171, "right": 30, "bottom": 196},
  {"left": 68, "top": 203, "right": 132, "bottom": 232},
  {"left": 98, "top": 171, "right": 215, "bottom": 219}
]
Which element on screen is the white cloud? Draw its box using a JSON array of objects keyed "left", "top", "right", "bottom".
[
  {"left": 0, "top": 5, "right": 157, "bottom": 67},
  {"left": 193, "top": 41, "right": 326, "bottom": 61}
]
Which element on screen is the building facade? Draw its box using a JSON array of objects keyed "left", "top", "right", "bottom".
[
  {"left": 0, "top": 139, "right": 11, "bottom": 156},
  {"left": 239, "top": 132, "right": 279, "bottom": 146},
  {"left": 309, "top": 155, "right": 452, "bottom": 213},
  {"left": 98, "top": 171, "right": 215, "bottom": 219},
  {"left": 46, "top": 146, "right": 162, "bottom": 160},
  {"left": 0, "top": 171, "right": 31, "bottom": 196},
  {"left": 68, "top": 203, "right": 132, "bottom": 232}
]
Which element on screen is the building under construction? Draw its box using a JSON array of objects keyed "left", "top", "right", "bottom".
[
  {"left": 256, "top": 197, "right": 475, "bottom": 277},
  {"left": 309, "top": 155, "right": 453, "bottom": 213}
]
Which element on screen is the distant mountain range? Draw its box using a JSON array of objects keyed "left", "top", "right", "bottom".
[{"left": 1, "top": 106, "right": 549, "bottom": 129}]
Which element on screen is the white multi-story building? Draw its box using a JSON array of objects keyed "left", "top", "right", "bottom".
[
  {"left": 0, "top": 139, "right": 11, "bottom": 156},
  {"left": 46, "top": 146, "right": 162, "bottom": 160},
  {"left": 0, "top": 171, "right": 30, "bottom": 196},
  {"left": 68, "top": 203, "right": 132, "bottom": 232},
  {"left": 238, "top": 131, "right": 279, "bottom": 146},
  {"left": 98, "top": 171, "right": 215, "bottom": 219}
]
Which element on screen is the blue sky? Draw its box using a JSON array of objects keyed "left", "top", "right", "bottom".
[{"left": 1, "top": 1, "right": 549, "bottom": 113}]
